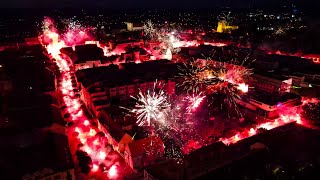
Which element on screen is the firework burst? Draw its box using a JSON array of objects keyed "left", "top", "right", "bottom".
[
  {"left": 178, "top": 54, "right": 254, "bottom": 119},
  {"left": 130, "top": 82, "right": 170, "bottom": 126},
  {"left": 185, "top": 92, "right": 206, "bottom": 113},
  {"left": 143, "top": 20, "right": 182, "bottom": 55},
  {"left": 143, "top": 20, "right": 157, "bottom": 38},
  {"left": 218, "top": 11, "right": 233, "bottom": 24},
  {"left": 273, "top": 24, "right": 291, "bottom": 36},
  {"left": 177, "top": 61, "right": 215, "bottom": 93}
]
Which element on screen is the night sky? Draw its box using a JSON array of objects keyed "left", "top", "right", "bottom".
[
  {"left": 0, "top": 0, "right": 314, "bottom": 9},
  {"left": 0, "top": 0, "right": 308, "bottom": 8}
]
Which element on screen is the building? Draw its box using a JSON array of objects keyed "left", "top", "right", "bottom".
[
  {"left": 237, "top": 92, "right": 302, "bottom": 119},
  {"left": 125, "top": 136, "right": 164, "bottom": 171},
  {"left": 216, "top": 21, "right": 239, "bottom": 33},
  {"left": 126, "top": 22, "right": 144, "bottom": 31},
  {"left": 83, "top": 78, "right": 175, "bottom": 116},
  {"left": 198, "top": 123, "right": 320, "bottom": 180},
  {"left": 77, "top": 61, "right": 177, "bottom": 116},
  {"left": 60, "top": 44, "right": 104, "bottom": 71},
  {"left": 0, "top": 93, "right": 74, "bottom": 179},
  {"left": 249, "top": 72, "right": 292, "bottom": 94},
  {"left": 23, "top": 168, "right": 75, "bottom": 180},
  {"left": 0, "top": 49, "right": 55, "bottom": 94},
  {"left": 145, "top": 123, "right": 320, "bottom": 180},
  {"left": 113, "top": 40, "right": 144, "bottom": 54},
  {"left": 17, "top": 132, "right": 74, "bottom": 180},
  {"left": 253, "top": 58, "right": 279, "bottom": 71},
  {"left": 283, "top": 74, "right": 305, "bottom": 87},
  {"left": 98, "top": 111, "right": 134, "bottom": 153},
  {"left": 303, "top": 54, "right": 320, "bottom": 64},
  {"left": 0, "top": 37, "right": 40, "bottom": 52}
]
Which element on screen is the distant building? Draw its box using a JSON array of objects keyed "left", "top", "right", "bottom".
[
  {"left": 75, "top": 60, "right": 102, "bottom": 71},
  {"left": 216, "top": 21, "right": 239, "bottom": 33},
  {"left": 0, "top": 37, "right": 40, "bottom": 51},
  {"left": 113, "top": 40, "right": 144, "bottom": 54},
  {"left": 303, "top": 54, "right": 320, "bottom": 64},
  {"left": 60, "top": 44, "right": 104, "bottom": 71},
  {"left": 126, "top": 22, "right": 144, "bottom": 31},
  {"left": 249, "top": 72, "right": 292, "bottom": 94}
]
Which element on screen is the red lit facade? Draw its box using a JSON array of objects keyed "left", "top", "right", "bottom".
[{"left": 81, "top": 80, "right": 175, "bottom": 116}]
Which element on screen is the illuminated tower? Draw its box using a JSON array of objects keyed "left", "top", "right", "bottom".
[
  {"left": 217, "top": 21, "right": 226, "bottom": 33},
  {"left": 126, "top": 22, "right": 133, "bottom": 31},
  {"left": 216, "top": 21, "right": 239, "bottom": 33}
]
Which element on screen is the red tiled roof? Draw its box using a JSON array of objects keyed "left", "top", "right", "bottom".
[{"left": 128, "top": 136, "right": 164, "bottom": 158}]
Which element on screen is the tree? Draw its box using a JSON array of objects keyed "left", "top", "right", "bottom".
[{"left": 76, "top": 150, "right": 92, "bottom": 174}]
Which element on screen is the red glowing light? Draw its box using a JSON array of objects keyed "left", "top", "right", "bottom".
[
  {"left": 40, "top": 17, "right": 123, "bottom": 178},
  {"left": 221, "top": 106, "right": 308, "bottom": 145},
  {"left": 108, "top": 165, "right": 118, "bottom": 179},
  {"left": 92, "top": 164, "right": 99, "bottom": 172},
  {"left": 84, "top": 120, "right": 90, "bottom": 126},
  {"left": 237, "top": 83, "right": 249, "bottom": 93},
  {"left": 249, "top": 128, "right": 256, "bottom": 135}
]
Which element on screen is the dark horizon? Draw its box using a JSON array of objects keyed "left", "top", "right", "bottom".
[{"left": 0, "top": 0, "right": 316, "bottom": 9}]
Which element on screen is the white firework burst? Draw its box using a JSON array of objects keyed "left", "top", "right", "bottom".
[
  {"left": 185, "top": 92, "right": 206, "bottom": 113},
  {"left": 143, "top": 20, "right": 156, "bottom": 38},
  {"left": 131, "top": 83, "right": 170, "bottom": 126}
]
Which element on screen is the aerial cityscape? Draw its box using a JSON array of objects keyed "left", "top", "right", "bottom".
[{"left": 0, "top": 1, "right": 320, "bottom": 180}]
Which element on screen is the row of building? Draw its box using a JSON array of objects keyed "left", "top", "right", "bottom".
[{"left": 69, "top": 44, "right": 312, "bottom": 172}]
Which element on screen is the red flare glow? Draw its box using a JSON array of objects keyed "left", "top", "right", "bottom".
[
  {"left": 40, "top": 17, "right": 123, "bottom": 178},
  {"left": 221, "top": 107, "right": 307, "bottom": 145},
  {"left": 108, "top": 165, "right": 118, "bottom": 179}
]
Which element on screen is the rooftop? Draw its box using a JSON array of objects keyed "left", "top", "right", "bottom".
[
  {"left": 252, "top": 70, "right": 289, "bottom": 81},
  {"left": 128, "top": 136, "right": 164, "bottom": 158},
  {"left": 98, "top": 111, "right": 126, "bottom": 142},
  {"left": 74, "top": 44, "right": 104, "bottom": 63},
  {"left": 76, "top": 60, "right": 179, "bottom": 89},
  {"left": 244, "top": 91, "right": 301, "bottom": 106},
  {"left": 199, "top": 123, "right": 320, "bottom": 179}
]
